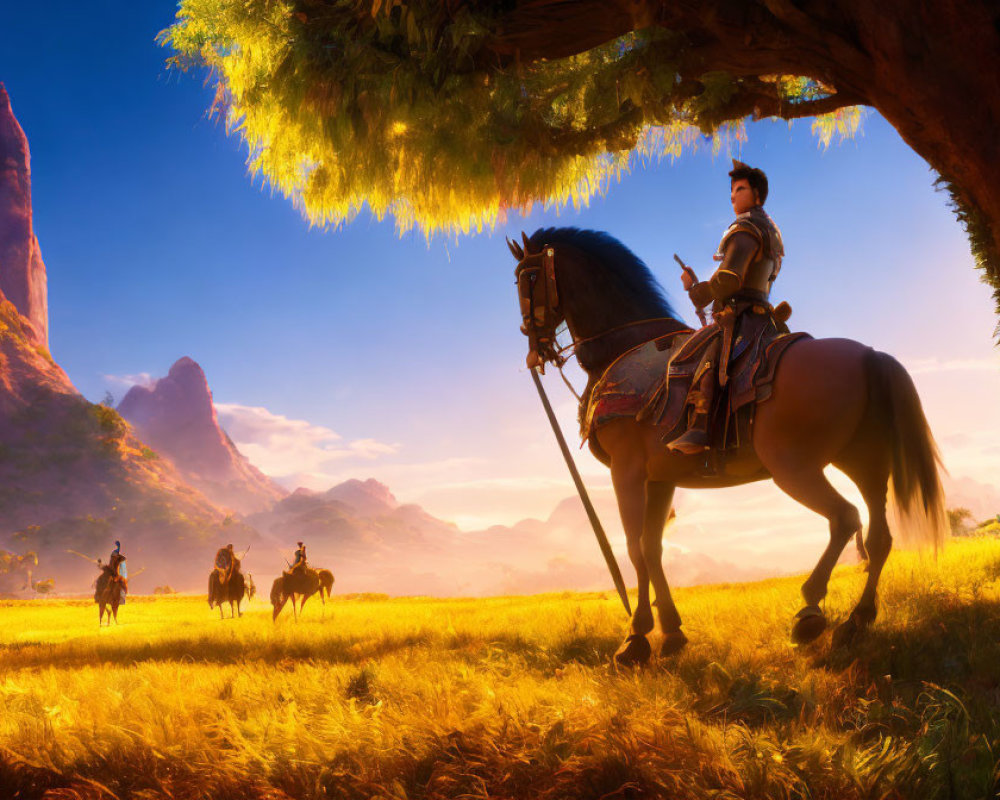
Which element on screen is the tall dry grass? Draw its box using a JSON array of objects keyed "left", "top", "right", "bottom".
[{"left": 1, "top": 537, "right": 999, "bottom": 799}]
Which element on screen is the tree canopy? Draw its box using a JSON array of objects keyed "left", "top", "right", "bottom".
[{"left": 162, "top": 0, "right": 1000, "bottom": 330}]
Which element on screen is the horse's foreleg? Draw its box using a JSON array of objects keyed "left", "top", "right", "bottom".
[
  {"left": 641, "top": 481, "right": 686, "bottom": 657},
  {"left": 610, "top": 463, "right": 653, "bottom": 667}
]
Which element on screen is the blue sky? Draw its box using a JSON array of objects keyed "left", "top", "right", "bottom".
[{"left": 3, "top": 3, "right": 998, "bottom": 554}]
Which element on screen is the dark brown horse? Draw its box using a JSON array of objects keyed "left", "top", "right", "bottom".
[
  {"left": 510, "top": 228, "right": 946, "bottom": 666},
  {"left": 208, "top": 569, "right": 247, "bottom": 619},
  {"left": 270, "top": 567, "right": 335, "bottom": 621},
  {"left": 94, "top": 557, "right": 126, "bottom": 626}
]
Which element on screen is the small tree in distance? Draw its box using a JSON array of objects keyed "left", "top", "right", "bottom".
[{"left": 947, "top": 507, "right": 974, "bottom": 537}]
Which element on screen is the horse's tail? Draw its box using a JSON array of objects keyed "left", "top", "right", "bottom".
[
  {"left": 867, "top": 350, "right": 947, "bottom": 551},
  {"left": 207, "top": 572, "right": 217, "bottom": 607},
  {"left": 319, "top": 569, "right": 334, "bottom": 598},
  {"left": 270, "top": 577, "right": 283, "bottom": 606}
]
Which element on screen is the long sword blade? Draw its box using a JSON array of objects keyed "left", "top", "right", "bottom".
[{"left": 531, "top": 368, "right": 632, "bottom": 617}]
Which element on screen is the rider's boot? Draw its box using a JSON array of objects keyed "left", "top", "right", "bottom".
[
  {"left": 667, "top": 384, "right": 713, "bottom": 455},
  {"left": 667, "top": 412, "right": 710, "bottom": 455}
]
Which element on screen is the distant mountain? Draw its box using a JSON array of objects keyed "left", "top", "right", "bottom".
[
  {"left": 242, "top": 478, "right": 770, "bottom": 597},
  {"left": 0, "top": 296, "right": 259, "bottom": 593},
  {"left": 117, "top": 357, "right": 287, "bottom": 514},
  {"left": 0, "top": 87, "right": 257, "bottom": 594},
  {"left": 942, "top": 474, "right": 1000, "bottom": 522}
]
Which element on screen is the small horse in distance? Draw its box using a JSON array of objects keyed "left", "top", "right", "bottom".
[
  {"left": 270, "top": 567, "right": 335, "bottom": 621},
  {"left": 510, "top": 228, "right": 945, "bottom": 666},
  {"left": 94, "top": 554, "right": 127, "bottom": 626},
  {"left": 208, "top": 569, "right": 247, "bottom": 619}
]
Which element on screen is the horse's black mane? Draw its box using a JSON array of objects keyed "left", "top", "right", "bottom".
[{"left": 528, "top": 227, "right": 677, "bottom": 320}]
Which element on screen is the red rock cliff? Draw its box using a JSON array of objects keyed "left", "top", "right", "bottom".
[{"left": 0, "top": 84, "right": 48, "bottom": 348}]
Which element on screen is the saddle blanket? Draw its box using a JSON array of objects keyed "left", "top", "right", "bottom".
[{"left": 583, "top": 327, "right": 810, "bottom": 462}]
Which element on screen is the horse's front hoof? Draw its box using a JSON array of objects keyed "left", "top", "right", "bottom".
[
  {"left": 791, "top": 606, "right": 827, "bottom": 645},
  {"left": 659, "top": 629, "right": 688, "bottom": 658},
  {"left": 614, "top": 634, "right": 652, "bottom": 668}
]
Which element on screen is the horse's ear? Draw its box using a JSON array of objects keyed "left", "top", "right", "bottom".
[
  {"left": 521, "top": 231, "right": 531, "bottom": 254},
  {"left": 507, "top": 236, "right": 524, "bottom": 261}
]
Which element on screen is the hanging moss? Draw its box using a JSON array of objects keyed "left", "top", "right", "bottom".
[{"left": 161, "top": 1, "right": 857, "bottom": 235}]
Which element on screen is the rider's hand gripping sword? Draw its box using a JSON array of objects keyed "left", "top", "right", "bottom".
[{"left": 673, "top": 254, "right": 709, "bottom": 327}]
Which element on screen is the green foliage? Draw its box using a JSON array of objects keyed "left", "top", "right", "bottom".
[
  {"left": 89, "top": 404, "right": 127, "bottom": 437},
  {"left": 947, "top": 506, "right": 974, "bottom": 536},
  {"left": 935, "top": 176, "right": 1000, "bottom": 338},
  {"left": 161, "top": 2, "right": 852, "bottom": 235}
]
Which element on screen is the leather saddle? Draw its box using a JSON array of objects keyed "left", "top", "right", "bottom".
[{"left": 583, "top": 316, "right": 809, "bottom": 465}]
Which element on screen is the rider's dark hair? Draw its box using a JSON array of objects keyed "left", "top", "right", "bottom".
[{"left": 729, "top": 164, "right": 768, "bottom": 205}]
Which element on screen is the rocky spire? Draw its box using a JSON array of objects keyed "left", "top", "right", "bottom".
[
  {"left": 118, "top": 357, "right": 287, "bottom": 514},
  {"left": 0, "top": 84, "right": 48, "bottom": 347}
]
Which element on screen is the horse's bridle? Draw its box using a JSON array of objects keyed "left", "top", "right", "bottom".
[{"left": 509, "top": 233, "right": 562, "bottom": 371}]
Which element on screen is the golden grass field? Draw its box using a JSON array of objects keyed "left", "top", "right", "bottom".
[{"left": 2, "top": 537, "right": 1000, "bottom": 800}]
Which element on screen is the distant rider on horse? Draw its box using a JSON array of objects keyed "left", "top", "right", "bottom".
[
  {"left": 214, "top": 543, "right": 242, "bottom": 583},
  {"left": 284, "top": 541, "right": 307, "bottom": 576},
  {"left": 667, "top": 159, "right": 786, "bottom": 455},
  {"left": 101, "top": 540, "right": 128, "bottom": 602}
]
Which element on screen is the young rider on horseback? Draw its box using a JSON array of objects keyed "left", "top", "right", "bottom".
[
  {"left": 284, "top": 542, "right": 307, "bottom": 576},
  {"left": 214, "top": 543, "right": 241, "bottom": 582},
  {"left": 109, "top": 540, "right": 128, "bottom": 603},
  {"left": 667, "top": 160, "right": 785, "bottom": 455}
]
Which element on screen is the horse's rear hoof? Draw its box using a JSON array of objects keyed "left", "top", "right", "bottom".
[
  {"left": 832, "top": 611, "right": 872, "bottom": 649},
  {"left": 791, "top": 606, "right": 827, "bottom": 645},
  {"left": 614, "top": 634, "right": 652, "bottom": 668},
  {"left": 659, "top": 629, "right": 688, "bottom": 658}
]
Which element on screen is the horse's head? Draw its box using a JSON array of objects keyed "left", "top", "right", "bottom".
[{"left": 508, "top": 231, "right": 563, "bottom": 371}]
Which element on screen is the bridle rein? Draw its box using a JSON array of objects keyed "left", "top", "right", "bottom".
[
  {"left": 510, "top": 233, "right": 684, "bottom": 377},
  {"left": 510, "top": 234, "right": 562, "bottom": 371}
]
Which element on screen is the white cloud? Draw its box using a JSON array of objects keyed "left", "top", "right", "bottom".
[
  {"left": 101, "top": 372, "right": 155, "bottom": 390},
  {"left": 214, "top": 403, "right": 399, "bottom": 479}
]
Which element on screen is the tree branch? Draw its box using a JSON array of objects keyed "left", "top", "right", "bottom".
[{"left": 757, "top": 89, "right": 865, "bottom": 121}]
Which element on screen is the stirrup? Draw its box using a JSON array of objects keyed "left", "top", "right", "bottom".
[{"left": 667, "top": 428, "right": 710, "bottom": 455}]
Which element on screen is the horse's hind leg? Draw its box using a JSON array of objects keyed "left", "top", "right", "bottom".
[
  {"left": 764, "top": 461, "right": 862, "bottom": 644},
  {"left": 610, "top": 462, "right": 654, "bottom": 667},
  {"left": 832, "top": 453, "right": 892, "bottom": 647}
]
